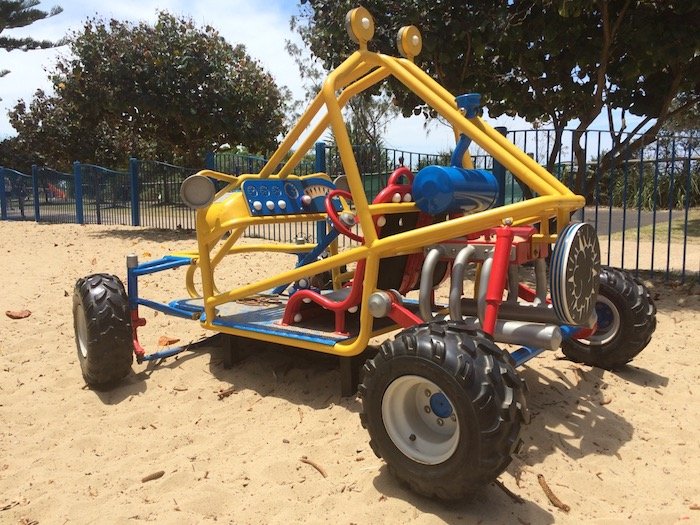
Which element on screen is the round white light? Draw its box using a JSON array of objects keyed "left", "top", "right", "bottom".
[{"left": 180, "top": 175, "right": 216, "bottom": 209}]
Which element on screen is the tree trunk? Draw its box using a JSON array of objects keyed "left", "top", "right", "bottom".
[
  {"left": 546, "top": 123, "right": 565, "bottom": 174},
  {"left": 573, "top": 129, "right": 588, "bottom": 196}
]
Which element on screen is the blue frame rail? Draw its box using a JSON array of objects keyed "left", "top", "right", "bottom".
[{"left": 127, "top": 255, "right": 197, "bottom": 318}]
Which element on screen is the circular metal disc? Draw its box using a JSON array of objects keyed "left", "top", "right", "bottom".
[{"left": 550, "top": 222, "right": 601, "bottom": 326}]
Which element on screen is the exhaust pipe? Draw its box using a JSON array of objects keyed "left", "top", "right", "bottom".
[{"left": 462, "top": 317, "right": 562, "bottom": 350}]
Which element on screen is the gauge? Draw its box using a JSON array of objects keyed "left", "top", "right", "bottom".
[
  {"left": 271, "top": 185, "right": 282, "bottom": 197},
  {"left": 259, "top": 185, "right": 269, "bottom": 196},
  {"left": 284, "top": 182, "right": 299, "bottom": 199},
  {"left": 246, "top": 185, "right": 258, "bottom": 197}
]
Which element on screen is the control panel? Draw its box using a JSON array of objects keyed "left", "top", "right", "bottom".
[{"left": 242, "top": 177, "right": 338, "bottom": 216}]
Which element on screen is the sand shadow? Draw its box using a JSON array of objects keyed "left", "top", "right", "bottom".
[
  {"left": 90, "top": 369, "right": 148, "bottom": 404},
  {"left": 611, "top": 364, "right": 669, "bottom": 388},
  {"left": 371, "top": 465, "right": 555, "bottom": 524},
  {"left": 90, "top": 336, "right": 222, "bottom": 405},
  {"left": 515, "top": 364, "right": 635, "bottom": 468},
  {"left": 114, "top": 334, "right": 367, "bottom": 412},
  {"left": 85, "top": 227, "right": 196, "bottom": 243},
  {"left": 203, "top": 338, "right": 367, "bottom": 413}
]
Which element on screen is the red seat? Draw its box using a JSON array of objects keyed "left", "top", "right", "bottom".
[{"left": 281, "top": 168, "right": 446, "bottom": 334}]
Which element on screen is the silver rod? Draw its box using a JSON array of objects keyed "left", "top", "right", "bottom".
[
  {"left": 507, "top": 264, "right": 520, "bottom": 303},
  {"left": 449, "top": 245, "right": 476, "bottom": 321},
  {"left": 477, "top": 253, "right": 493, "bottom": 323},
  {"left": 462, "top": 318, "right": 562, "bottom": 350},
  {"left": 419, "top": 247, "right": 445, "bottom": 321},
  {"left": 461, "top": 298, "right": 560, "bottom": 324},
  {"left": 535, "top": 257, "right": 548, "bottom": 306}
]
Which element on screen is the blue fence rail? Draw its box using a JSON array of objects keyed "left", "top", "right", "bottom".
[{"left": 1, "top": 128, "right": 698, "bottom": 281}]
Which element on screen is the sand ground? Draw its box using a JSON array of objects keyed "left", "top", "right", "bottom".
[{"left": 1, "top": 221, "right": 699, "bottom": 524}]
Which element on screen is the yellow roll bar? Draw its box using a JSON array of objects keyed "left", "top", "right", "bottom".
[{"left": 185, "top": 8, "right": 584, "bottom": 357}]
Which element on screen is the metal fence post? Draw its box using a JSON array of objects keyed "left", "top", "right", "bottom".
[
  {"left": 205, "top": 151, "right": 216, "bottom": 170},
  {"left": 74, "top": 161, "right": 84, "bottom": 224},
  {"left": 492, "top": 127, "right": 508, "bottom": 206},
  {"left": 315, "top": 141, "right": 326, "bottom": 173},
  {"left": 0, "top": 167, "right": 6, "bottom": 220},
  {"left": 31, "top": 164, "right": 40, "bottom": 222},
  {"left": 129, "top": 158, "right": 140, "bottom": 226}
]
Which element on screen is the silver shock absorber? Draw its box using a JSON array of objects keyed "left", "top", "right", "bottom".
[
  {"left": 449, "top": 245, "right": 476, "bottom": 321},
  {"left": 476, "top": 251, "right": 494, "bottom": 323},
  {"left": 419, "top": 246, "right": 445, "bottom": 321},
  {"left": 534, "top": 257, "right": 548, "bottom": 306},
  {"left": 507, "top": 264, "right": 520, "bottom": 303}
]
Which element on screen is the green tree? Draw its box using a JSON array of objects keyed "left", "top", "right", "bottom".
[
  {"left": 287, "top": 13, "right": 398, "bottom": 179},
  {"left": 0, "top": 0, "right": 63, "bottom": 77},
  {"left": 295, "top": 0, "right": 700, "bottom": 192},
  {"left": 8, "top": 11, "right": 286, "bottom": 168}
]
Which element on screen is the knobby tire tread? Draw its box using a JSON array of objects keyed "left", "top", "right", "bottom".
[
  {"left": 562, "top": 266, "right": 656, "bottom": 369},
  {"left": 359, "top": 320, "right": 527, "bottom": 500},
  {"left": 74, "top": 273, "right": 133, "bottom": 387}
]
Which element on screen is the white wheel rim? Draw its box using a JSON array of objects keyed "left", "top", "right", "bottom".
[
  {"left": 585, "top": 296, "right": 620, "bottom": 346},
  {"left": 76, "top": 306, "right": 89, "bottom": 359},
  {"left": 381, "top": 375, "right": 460, "bottom": 465}
]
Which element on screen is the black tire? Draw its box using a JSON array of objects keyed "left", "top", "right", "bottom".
[
  {"left": 358, "top": 321, "right": 528, "bottom": 500},
  {"left": 562, "top": 266, "right": 656, "bottom": 369},
  {"left": 73, "top": 273, "right": 133, "bottom": 388}
]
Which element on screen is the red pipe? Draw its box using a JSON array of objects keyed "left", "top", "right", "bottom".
[
  {"left": 482, "top": 226, "right": 514, "bottom": 335},
  {"left": 131, "top": 309, "right": 147, "bottom": 361}
]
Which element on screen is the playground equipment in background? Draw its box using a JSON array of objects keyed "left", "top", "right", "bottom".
[
  {"left": 72, "top": 8, "right": 656, "bottom": 500},
  {"left": 46, "top": 181, "right": 66, "bottom": 200}
]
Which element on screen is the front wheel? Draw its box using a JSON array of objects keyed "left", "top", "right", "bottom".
[
  {"left": 359, "top": 321, "right": 528, "bottom": 500},
  {"left": 73, "top": 273, "right": 134, "bottom": 388},
  {"left": 562, "top": 266, "right": 656, "bottom": 369}
]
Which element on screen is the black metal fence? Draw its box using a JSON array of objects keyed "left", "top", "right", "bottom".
[
  {"left": 34, "top": 167, "right": 78, "bottom": 223},
  {"left": 500, "top": 129, "right": 699, "bottom": 281},
  {"left": 0, "top": 168, "right": 34, "bottom": 221},
  {"left": 212, "top": 151, "right": 316, "bottom": 177},
  {"left": 1, "top": 129, "right": 698, "bottom": 281},
  {"left": 137, "top": 160, "right": 200, "bottom": 230}
]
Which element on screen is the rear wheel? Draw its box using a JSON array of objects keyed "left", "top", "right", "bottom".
[
  {"left": 73, "top": 273, "right": 133, "bottom": 388},
  {"left": 562, "top": 266, "right": 656, "bottom": 369},
  {"left": 359, "top": 321, "right": 528, "bottom": 500}
]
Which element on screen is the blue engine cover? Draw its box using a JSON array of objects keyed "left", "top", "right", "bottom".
[{"left": 412, "top": 165, "right": 499, "bottom": 215}]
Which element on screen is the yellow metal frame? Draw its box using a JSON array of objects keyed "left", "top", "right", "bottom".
[{"left": 182, "top": 9, "right": 585, "bottom": 358}]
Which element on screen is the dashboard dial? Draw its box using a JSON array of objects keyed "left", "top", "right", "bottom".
[{"left": 284, "top": 182, "right": 299, "bottom": 199}]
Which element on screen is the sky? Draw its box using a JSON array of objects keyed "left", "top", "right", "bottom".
[{"left": 0, "top": 0, "right": 641, "bottom": 158}]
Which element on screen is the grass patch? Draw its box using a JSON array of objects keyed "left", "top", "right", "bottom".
[{"left": 610, "top": 208, "right": 700, "bottom": 244}]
